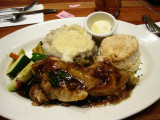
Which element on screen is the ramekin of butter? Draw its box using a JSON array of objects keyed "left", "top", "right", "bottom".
[{"left": 84, "top": 12, "right": 117, "bottom": 41}]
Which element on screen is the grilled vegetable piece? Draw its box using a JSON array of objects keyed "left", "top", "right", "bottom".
[
  {"left": 31, "top": 53, "right": 47, "bottom": 62},
  {"left": 9, "top": 53, "right": 19, "bottom": 61},
  {"left": 8, "top": 61, "right": 34, "bottom": 92},
  {"left": 7, "top": 54, "right": 31, "bottom": 77},
  {"left": 32, "top": 41, "right": 44, "bottom": 54},
  {"left": 9, "top": 48, "right": 25, "bottom": 67}
]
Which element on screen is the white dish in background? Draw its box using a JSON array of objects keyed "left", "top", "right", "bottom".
[
  {"left": 84, "top": 12, "right": 117, "bottom": 40},
  {"left": 0, "top": 17, "right": 160, "bottom": 120}
]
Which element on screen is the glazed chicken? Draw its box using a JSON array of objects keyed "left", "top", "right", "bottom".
[{"left": 30, "top": 56, "right": 129, "bottom": 105}]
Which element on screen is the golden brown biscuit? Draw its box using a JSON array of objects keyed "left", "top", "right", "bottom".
[{"left": 96, "top": 34, "right": 140, "bottom": 72}]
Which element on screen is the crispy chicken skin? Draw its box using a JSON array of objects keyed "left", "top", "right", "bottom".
[
  {"left": 30, "top": 56, "right": 129, "bottom": 104},
  {"left": 29, "top": 84, "right": 49, "bottom": 105},
  {"left": 86, "top": 61, "right": 128, "bottom": 96},
  {"left": 31, "top": 57, "right": 89, "bottom": 102}
]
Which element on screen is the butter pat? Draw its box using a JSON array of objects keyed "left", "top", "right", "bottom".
[{"left": 90, "top": 20, "right": 112, "bottom": 34}]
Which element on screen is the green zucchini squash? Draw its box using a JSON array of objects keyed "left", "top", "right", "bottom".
[
  {"left": 9, "top": 48, "right": 25, "bottom": 67},
  {"left": 7, "top": 54, "right": 30, "bottom": 77},
  {"left": 8, "top": 61, "right": 34, "bottom": 92}
]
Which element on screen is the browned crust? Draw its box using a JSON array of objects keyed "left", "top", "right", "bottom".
[{"left": 99, "top": 34, "right": 139, "bottom": 62}]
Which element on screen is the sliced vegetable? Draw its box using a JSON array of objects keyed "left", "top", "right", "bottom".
[
  {"left": 9, "top": 52, "right": 19, "bottom": 61},
  {"left": 31, "top": 53, "right": 47, "bottom": 62},
  {"left": 32, "top": 41, "right": 44, "bottom": 54},
  {"left": 7, "top": 54, "right": 30, "bottom": 77},
  {"left": 9, "top": 48, "right": 25, "bottom": 67},
  {"left": 8, "top": 61, "right": 34, "bottom": 92},
  {"left": 17, "top": 48, "right": 25, "bottom": 55}
]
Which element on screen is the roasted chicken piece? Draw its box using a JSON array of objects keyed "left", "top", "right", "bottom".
[
  {"left": 87, "top": 61, "right": 128, "bottom": 96},
  {"left": 30, "top": 56, "right": 129, "bottom": 105},
  {"left": 31, "top": 57, "right": 96, "bottom": 102},
  {"left": 29, "top": 84, "right": 49, "bottom": 105}
]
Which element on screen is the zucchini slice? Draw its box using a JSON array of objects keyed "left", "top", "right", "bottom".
[
  {"left": 17, "top": 48, "right": 25, "bottom": 55},
  {"left": 7, "top": 54, "right": 30, "bottom": 77},
  {"left": 8, "top": 61, "right": 34, "bottom": 92},
  {"left": 9, "top": 48, "right": 25, "bottom": 67}
]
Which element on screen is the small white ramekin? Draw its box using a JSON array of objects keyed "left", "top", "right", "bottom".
[{"left": 84, "top": 12, "right": 117, "bottom": 40}]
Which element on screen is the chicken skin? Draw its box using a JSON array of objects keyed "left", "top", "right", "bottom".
[{"left": 30, "top": 56, "right": 129, "bottom": 105}]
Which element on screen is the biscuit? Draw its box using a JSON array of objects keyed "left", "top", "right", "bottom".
[{"left": 96, "top": 34, "right": 140, "bottom": 72}]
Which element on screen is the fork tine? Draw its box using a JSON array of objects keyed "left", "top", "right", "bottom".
[
  {"left": 142, "top": 14, "right": 160, "bottom": 37},
  {"left": 142, "top": 15, "right": 148, "bottom": 28},
  {"left": 142, "top": 15, "right": 152, "bottom": 32},
  {"left": 145, "top": 15, "right": 154, "bottom": 32},
  {"left": 147, "top": 14, "right": 157, "bottom": 32},
  {"left": 148, "top": 14, "right": 160, "bottom": 32},
  {"left": 144, "top": 14, "right": 155, "bottom": 32}
]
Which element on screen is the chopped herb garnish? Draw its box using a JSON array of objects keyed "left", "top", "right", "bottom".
[
  {"left": 31, "top": 53, "right": 47, "bottom": 62},
  {"left": 48, "top": 70, "right": 71, "bottom": 88},
  {"left": 137, "top": 75, "right": 140, "bottom": 78},
  {"left": 134, "top": 70, "right": 138, "bottom": 74}
]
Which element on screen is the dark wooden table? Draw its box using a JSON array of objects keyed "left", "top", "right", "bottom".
[{"left": 0, "top": 0, "right": 160, "bottom": 120}]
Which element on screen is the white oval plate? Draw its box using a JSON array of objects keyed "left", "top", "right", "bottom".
[{"left": 0, "top": 17, "right": 160, "bottom": 120}]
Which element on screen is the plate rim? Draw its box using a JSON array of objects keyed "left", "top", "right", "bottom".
[{"left": 0, "top": 17, "right": 160, "bottom": 120}]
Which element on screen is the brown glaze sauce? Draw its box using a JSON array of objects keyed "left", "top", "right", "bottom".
[
  {"left": 17, "top": 83, "right": 135, "bottom": 107},
  {"left": 17, "top": 57, "right": 136, "bottom": 107},
  {"left": 48, "top": 69, "right": 87, "bottom": 91},
  {"left": 68, "top": 83, "right": 135, "bottom": 107},
  {"left": 92, "top": 61, "right": 122, "bottom": 88},
  {"left": 32, "top": 57, "right": 87, "bottom": 91},
  {"left": 41, "top": 82, "right": 135, "bottom": 107}
]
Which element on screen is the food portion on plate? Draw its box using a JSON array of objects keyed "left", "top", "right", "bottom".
[
  {"left": 96, "top": 34, "right": 141, "bottom": 72},
  {"left": 43, "top": 25, "right": 97, "bottom": 62},
  {"left": 90, "top": 20, "right": 112, "bottom": 34},
  {"left": 6, "top": 24, "right": 141, "bottom": 107}
]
